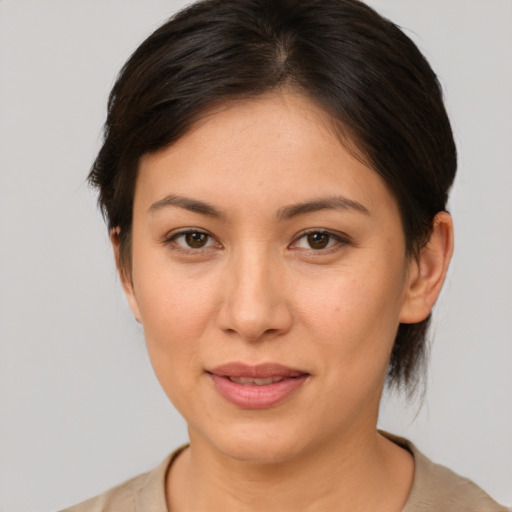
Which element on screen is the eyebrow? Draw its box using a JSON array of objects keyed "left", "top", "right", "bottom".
[
  {"left": 148, "top": 194, "right": 369, "bottom": 220},
  {"left": 148, "top": 194, "right": 225, "bottom": 219},
  {"left": 277, "top": 196, "right": 370, "bottom": 220}
]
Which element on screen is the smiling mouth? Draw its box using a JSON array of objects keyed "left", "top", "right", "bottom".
[
  {"left": 207, "top": 362, "right": 309, "bottom": 409},
  {"left": 227, "top": 376, "right": 289, "bottom": 385}
]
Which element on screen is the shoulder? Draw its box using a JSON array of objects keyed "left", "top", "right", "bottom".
[
  {"left": 58, "top": 447, "right": 186, "bottom": 512},
  {"left": 382, "top": 433, "right": 508, "bottom": 512},
  {"left": 58, "top": 470, "right": 152, "bottom": 512}
]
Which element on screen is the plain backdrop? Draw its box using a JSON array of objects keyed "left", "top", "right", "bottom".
[{"left": 1, "top": 1, "right": 511, "bottom": 510}]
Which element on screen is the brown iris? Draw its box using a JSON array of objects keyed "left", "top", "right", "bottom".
[
  {"left": 307, "top": 232, "right": 330, "bottom": 249},
  {"left": 185, "top": 232, "right": 209, "bottom": 248}
]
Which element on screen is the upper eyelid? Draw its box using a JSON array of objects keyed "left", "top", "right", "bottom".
[
  {"left": 164, "top": 227, "right": 211, "bottom": 240},
  {"left": 162, "top": 229, "right": 222, "bottom": 252},
  {"left": 291, "top": 228, "right": 350, "bottom": 243},
  {"left": 288, "top": 230, "right": 352, "bottom": 254}
]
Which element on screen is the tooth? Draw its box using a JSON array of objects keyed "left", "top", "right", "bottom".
[
  {"left": 254, "top": 377, "right": 274, "bottom": 385},
  {"left": 228, "top": 376, "right": 284, "bottom": 385},
  {"left": 228, "top": 377, "right": 253, "bottom": 384}
]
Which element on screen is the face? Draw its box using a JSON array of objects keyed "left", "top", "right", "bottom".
[{"left": 122, "top": 92, "right": 417, "bottom": 464}]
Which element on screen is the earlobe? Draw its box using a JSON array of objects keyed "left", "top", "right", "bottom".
[
  {"left": 399, "top": 212, "right": 454, "bottom": 324},
  {"left": 110, "top": 228, "right": 142, "bottom": 323}
]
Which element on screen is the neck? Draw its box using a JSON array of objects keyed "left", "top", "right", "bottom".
[{"left": 167, "top": 428, "right": 414, "bottom": 512}]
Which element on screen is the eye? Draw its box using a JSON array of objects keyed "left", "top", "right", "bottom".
[
  {"left": 291, "top": 230, "right": 348, "bottom": 251},
  {"left": 168, "top": 230, "right": 218, "bottom": 250},
  {"left": 305, "top": 232, "right": 333, "bottom": 250}
]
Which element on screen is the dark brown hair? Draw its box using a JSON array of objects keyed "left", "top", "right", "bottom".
[{"left": 89, "top": 0, "right": 457, "bottom": 391}]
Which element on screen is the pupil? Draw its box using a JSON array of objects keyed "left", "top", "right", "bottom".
[
  {"left": 186, "top": 232, "right": 207, "bottom": 248},
  {"left": 308, "top": 232, "right": 329, "bottom": 249}
]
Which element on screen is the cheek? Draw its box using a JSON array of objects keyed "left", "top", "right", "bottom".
[
  {"left": 133, "top": 243, "right": 220, "bottom": 336},
  {"left": 132, "top": 260, "right": 220, "bottom": 394},
  {"left": 296, "top": 262, "right": 405, "bottom": 367}
]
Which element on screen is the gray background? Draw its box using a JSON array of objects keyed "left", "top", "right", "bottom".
[{"left": 1, "top": 1, "right": 511, "bottom": 510}]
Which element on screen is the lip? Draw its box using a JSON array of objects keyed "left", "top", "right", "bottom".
[{"left": 207, "top": 362, "right": 309, "bottom": 409}]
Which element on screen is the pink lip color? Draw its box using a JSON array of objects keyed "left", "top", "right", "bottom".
[{"left": 208, "top": 363, "right": 309, "bottom": 409}]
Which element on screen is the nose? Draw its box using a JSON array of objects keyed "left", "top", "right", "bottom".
[{"left": 216, "top": 245, "right": 293, "bottom": 342}]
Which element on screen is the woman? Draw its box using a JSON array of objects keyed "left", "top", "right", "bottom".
[{"left": 60, "top": 0, "right": 507, "bottom": 510}]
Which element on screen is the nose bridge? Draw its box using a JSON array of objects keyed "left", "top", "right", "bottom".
[{"left": 218, "top": 241, "right": 291, "bottom": 340}]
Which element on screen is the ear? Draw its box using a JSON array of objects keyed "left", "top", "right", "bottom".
[
  {"left": 399, "top": 211, "right": 454, "bottom": 324},
  {"left": 110, "top": 228, "right": 142, "bottom": 323}
]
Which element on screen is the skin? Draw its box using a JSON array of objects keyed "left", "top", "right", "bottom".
[{"left": 114, "top": 91, "right": 453, "bottom": 511}]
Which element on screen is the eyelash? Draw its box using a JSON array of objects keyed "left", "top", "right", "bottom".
[
  {"left": 164, "top": 228, "right": 219, "bottom": 253},
  {"left": 163, "top": 228, "right": 351, "bottom": 255},
  {"left": 290, "top": 229, "right": 351, "bottom": 254}
]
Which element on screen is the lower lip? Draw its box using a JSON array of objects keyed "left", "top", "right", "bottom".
[{"left": 208, "top": 373, "right": 308, "bottom": 409}]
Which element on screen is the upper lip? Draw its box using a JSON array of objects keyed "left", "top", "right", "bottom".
[{"left": 208, "top": 362, "right": 307, "bottom": 378}]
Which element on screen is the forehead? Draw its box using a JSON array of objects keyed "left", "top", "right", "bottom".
[{"left": 135, "top": 92, "right": 396, "bottom": 217}]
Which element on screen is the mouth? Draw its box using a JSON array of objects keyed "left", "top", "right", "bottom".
[
  {"left": 207, "top": 362, "right": 309, "bottom": 409},
  {"left": 226, "top": 376, "right": 290, "bottom": 386}
]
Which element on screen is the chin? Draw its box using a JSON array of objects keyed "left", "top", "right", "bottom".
[
  {"left": 221, "top": 439, "right": 304, "bottom": 465},
  {"left": 197, "top": 419, "right": 315, "bottom": 465}
]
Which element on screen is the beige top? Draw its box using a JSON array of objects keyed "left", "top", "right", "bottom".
[{"left": 60, "top": 434, "right": 507, "bottom": 512}]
